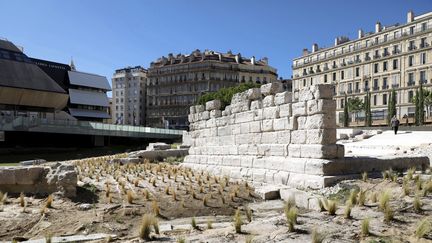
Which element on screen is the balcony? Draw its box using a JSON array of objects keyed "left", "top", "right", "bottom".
[
  {"left": 332, "top": 64, "right": 338, "bottom": 69},
  {"left": 347, "top": 90, "right": 353, "bottom": 94},
  {"left": 373, "top": 86, "right": 379, "bottom": 91},
  {"left": 382, "top": 85, "right": 389, "bottom": 90},
  {"left": 392, "top": 84, "right": 399, "bottom": 88},
  {"left": 382, "top": 52, "right": 389, "bottom": 57},
  {"left": 363, "top": 87, "right": 370, "bottom": 92},
  {"left": 420, "top": 43, "right": 429, "bottom": 49},
  {"left": 392, "top": 49, "right": 400, "bottom": 55},
  {"left": 365, "top": 56, "right": 371, "bottom": 61},
  {"left": 407, "top": 81, "right": 416, "bottom": 86},
  {"left": 373, "top": 55, "right": 381, "bottom": 60},
  {"left": 323, "top": 66, "right": 329, "bottom": 71},
  {"left": 338, "top": 91, "right": 345, "bottom": 95},
  {"left": 316, "top": 68, "right": 321, "bottom": 73},
  {"left": 354, "top": 58, "right": 361, "bottom": 63},
  {"left": 354, "top": 89, "right": 361, "bottom": 93},
  {"left": 408, "top": 46, "right": 417, "bottom": 51}
]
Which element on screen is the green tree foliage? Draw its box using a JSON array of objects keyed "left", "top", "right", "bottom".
[
  {"left": 415, "top": 90, "right": 420, "bottom": 126},
  {"left": 419, "top": 81, "right": 425, "bottom": 125},
  {"left": 197, "top": 83, "right": 261, "bottom": 109},
  {"left": 387, "top": 89, "right": 397, "bottom": 125},
  {"left": 347, "top": 97, "right": 364, "bottom": 122},
  {"left": 364, "top": 92, "right": 372, "bottom": 127},
  {"left": 343, "top": 93, "right": 349, "bottom": 127}
]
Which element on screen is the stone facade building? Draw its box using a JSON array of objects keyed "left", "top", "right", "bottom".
[
  {"left": 146, "top": 50, "right": 278, "bottom": 129},
  {"left": 111, "top": 66, "right": 147, "bottom": 125},
  {"left": 292, "top": 11, "right": 432, "bottom": 125}
]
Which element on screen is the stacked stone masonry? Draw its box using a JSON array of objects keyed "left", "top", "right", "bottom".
[
  {"left": 184, "top": 83, "right": 342, "bottom": 189},
  {"left": 183, "top": 83, "right": 428, "bottom": 189}
]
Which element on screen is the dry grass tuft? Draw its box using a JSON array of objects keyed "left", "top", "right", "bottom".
[
  {"left": 45, "top": 194, "right": 53, "bottom": 208},
  {"left": 0, "top": 191, "right": 7, "bottom": 204},
  {"left": 19, "top": 192, "right": 25, "bottom": 207},
  {"left": 152, "top": 200, "right": 160, "bottom": 216},
  {"left": 415, "top": 218, "right": 431, "bottom": 239},
  {"left": 358, "top": 189, "right": 366, "bottom": 206},
  {"left": 233, "top": 209, "right": 242, "bottom": 233},
  {"left": 361, "top": 218, "right": 370, "bottom": 238},
  {"left": 344, "top": 200, "right": 353, "bottom": 219},
  {"left": 311, "top": 228, "right": 326, "bottom": 243},
  {"left": 245, "top": 205, "right": 252, "bottom": 222},
  {"left": 191, "top": 216, "right": 198, "bottom": 230},
  {"left": 407, "top": 167, "right": 416, "bottom": 180},
  {"left": 383, "top": 204, "right": 394, "bottom": 223},
  {"left": 139, "top": 214, "right": 158, "bottom": 240},
  {"left": 414, "top": 195, "right": 422, "bottom": 213},
  {"left": 126, "top": 190, "right": 134, "bottom": 204},
  {"left": 207, "top": 218, "right": 213, "bottom": 229},
  {"left": 378, "top": 190, "right": 391, "bottom": 211},
  {"left": 285, "top": 207, "right": 298, "bottom": 232},
  {"left": 361, "top": 171, "right": 368, "bottom": 182},
  {"left": 349, "top": 189, "right": 358, "bottom": 205}
]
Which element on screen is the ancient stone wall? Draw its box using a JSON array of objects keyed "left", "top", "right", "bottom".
[
  {"left": 183, "top": 83, "right": 345, "bottom": 189},
  {"left": 0, "top": 163, "right": 77, "bottom": 197}
]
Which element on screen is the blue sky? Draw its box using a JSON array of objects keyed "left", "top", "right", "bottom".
[{"left": 0, "top": 0, "right": 431, "bottom": 85}]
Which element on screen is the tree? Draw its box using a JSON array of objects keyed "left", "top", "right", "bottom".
[
  {"left": 343, "top": 93, "right": 349, "bottom": 127},
  {"left": 419, "top": 81, "right": 425, "bottom": 125},
  {"left": 415, "top": 89, "right": 420, "bottom": 126},
  {"left": 347, "top": 97, "right": 364, "bottom": 123},
  {"left": 364, "top": 92, "right": 372, "bottom": 127},
  {"left": 424, "top": 89, "right": 432, "bottom": 119},
  {"left": 387, "top": 89, "right": 397, "bottom": 125},
  {"left": 387, "top": 91, "right": 392, "bottom": 125}
]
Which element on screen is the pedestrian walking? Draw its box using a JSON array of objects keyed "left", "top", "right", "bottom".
[{"left": 391, "top": 115, "right": 400, "bottom": 135}]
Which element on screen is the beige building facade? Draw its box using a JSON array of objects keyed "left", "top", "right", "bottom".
[
  {"left": 146, "top": 50, "right": 278, "bottom": 129},
  {"left": 111, "top": 66, "right": 147, "bottom": 125},
  {"left": 292, "top": 11, "right": 432, "bottom": 125}
]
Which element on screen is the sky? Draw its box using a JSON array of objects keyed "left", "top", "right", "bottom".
[{"left": 0, "top": 0, "right": 431, "bottom": 87}]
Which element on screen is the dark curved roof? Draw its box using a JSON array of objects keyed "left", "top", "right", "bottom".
[{"left": 0, "top": 40, "right": 66, "bottom": 94}]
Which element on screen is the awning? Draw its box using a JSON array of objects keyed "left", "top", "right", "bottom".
[
  {"left": 68, "top": 71, "right": 111, "bottom": 91},
  {"left": 69, "top": 88, "right": 110, "bottom": 107},
  {"left": 69, "top": 108, "right": 111, "bottom": 119}
]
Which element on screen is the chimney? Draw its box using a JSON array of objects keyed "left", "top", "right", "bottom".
[
  {"left": 251, "top": 56, "right": 256, "bottom": 65},
  {"left": 302, "top": 48, "right": 309, "bottom": 56},
  {"left": 312, "top": 43, "right": 318, "bottom": 53},
  {"left": 407, "top": 10, "right": 414, "bottom": 23},
  {"left": 261, "top": 57, "right": 268, "bottom": 64},
  {"left": 375, "top": 22, "right": 382, "bottom": 33},
  {"left": 358, "top": 29, "right": 364, "bottom": 39},
  {"left": 334, "top": 37, "right": 339, "bottom": 46}
]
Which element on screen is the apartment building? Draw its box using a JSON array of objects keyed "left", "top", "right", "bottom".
[
  {"left": 111, "top": 66, "right": 147, "bottom": 125},
  {"left": 292, "top": 11, "right": 432, "bottom": 124},
  {"left": 146, "top": 49, "right": 278, "bottom": 129}
]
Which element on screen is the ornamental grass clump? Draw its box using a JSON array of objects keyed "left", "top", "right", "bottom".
[
  {"left": 349, "top": 189, "right": 358, "bottom": 205},
  {"left": 415, "top": 218, "right": 431, "bottom": 239},
  {"left": 19, "top": 192, "right": 25, "bottom": 207},
  {"left": 45, "top": 194, "right": 53, "bottom": 208},
  {"left": 152, "top": 200, "right": 160, "bottom": 216},
  {"left": 361, "top": 218, "right": 370, "bottom": 237},
  {"left": 311, "top": 228, "right": 326, "bottom": 243},
  {"left": 233, "top": 209, "right": 243, "bottom": 233},
  {"left": 245, "top": 205, "right": 252, "bottom": 222},
  {"left": 139, "top": 214, "right": 158, "bottom": 240},
  {"left": 358, "top": 189, "right": 366, "bottom": 206},
  {"left": 414, "top": 195, "right": 422, "bottom": 213},
  {"left": 361, "top": 171, "right": 368, "bottom": 182},
  {"left": 378, "top": 190, "right": 391, "bottom": 211},
  {"left": 285, "top": 207, "right": 298, "bottom": 232},
  {"left": 344, "top": 201, "right": 353, "bottom": 219},
  {"left": 126, "top": 190, "right": 134, "bottom": 204},
  {"left": 191, "top": 216, "right": 198, "bottom": 230}
]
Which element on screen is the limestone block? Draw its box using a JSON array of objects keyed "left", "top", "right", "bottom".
[
  {"left": 288, "top": 144, "right": 302, "bottom": 158},
  {"left": 249, "top": 121, "right": 261, "bottom": 133},
  {"left": 262, "top": 119, "right": 274, "bottom": 132},
  {"left": 246, "top": 88, "right": 262, "bottom": 100},
  {"left": 263, "top": 106, "right": 280, "bottom": 119},
  {"left": 222, "top": 156, "right": 241, "bottom": 167},
  {"left": 252, "top": 169, "right": 267, "bottom": 182},
  {"left": 201, "top": 111, "right": 210, "bottom": 120},
  {"left": 336, "top": 144, "right": 345, "bottom": 158},
  {"left": 292, "top": 101, "right": 307, "bottom": 117},
  {"left": 307, "top": 99, "right": 336, "bottom": 115},
  {"left": 224, "top": 105, "right": 232, "bottom": 116},
  {"left": 210, "top": 110, "right": 222, "bottom": 118},
  {"left": 300, "top": 144, "right": 339, "bottom": 159},
  {"left": 298, "top": 88, "right": 314, "bottom": 102},
  {"left": 305, "top": 114, "right": 336, "bottom": 129},
  {"left": 274, "top": 171, "right": 290, "bottom": 185},
  {"left": 240, "top": 122, "right": 250, "bottom": 134},
  {"left": 206, "top": 118, "right": 217, "bottom": 128},
  {"left": 260, "top": 82, "right": 283, "bottom": 96},
  {"left": 190, "top": 106, "right": 196, "bottom": 114},
  {"left": 257, "top": 144, "right": 271, "bottom": 156},
  {"left": 232, "top": 124, "right": 241, "bottom": 135},
  {"left": 311, "top": 84, "right": 334, "bottom": 100},
  {"left": 232, "top": 91, "right": 248, "bottom": 103},
  {"left": 279, "top": 103, "right": 292, "bottom": 117},
  {"left": 306, "top": 129, "right": 336, "bottom": 145},
  {"left": 250, "top": 100, "right": 263, "bottom": 110},
  {"left": 253, "top": 109, "right": 263, "bottom": 121},
  {"left": 261, "top": 131, "right": 278, "bottom": 144},
  {"left": 255, "top": 185, "right": 281, "bottom": 200},
  {"left": 297, "top": 116, "right": 307, "bottom": 130},
  {"left": 222, "top": 110, "right": 228, "bottom": 116},
  {"left": 230, "top": 167, "right": 242, "bottom": 179},
  {"left": 277, "top": 130, "right": 291, "bottom": 144},
  {"left": 188, "top": 114, "right": 193, "bottom": 123},
  {"left": 231, "top": 101, "right": 250, "bottom": 114},
  {"left": 218, "top": 135, "right": 235, "bottom": 145},
  {"left": 216, "top": 116, "right": 228, "bottom": 127},
  {"left": 238, "top": 144, "right": 258, "bottom": 155},
  {"left": 268, "top": 144, "right": 288, "bottom": 156},
  {"left": 235, "top": 110, "right": 255, "bottom": 123},
  {"left": 235, "top": 133, "right": 261, "bottom": 144},
  {"left": 206, "top": 100, "right": 222, "bottom": 111},
  {"left": 263, "top": 95, "right": 275, "bottom": 107},
  {"left": 274, "top": 91, "right": 292, "bottom": 105},
  {"left": 287, "top": 117, "right": 298, "bottom": 130},
  {"left": 240, "top": 168, "right": 252, "bottom": 179},
  {"left": 197, "top": 120, "right": 207, "bottom": 129},
  {"left": 218, "top": 126, "right": 231, "bottom": 136},
  {"left": 273, "top": 117, "right": 288, "bottom": 131},
  {"left": 195, "top": 105, "right": 205, "bottom": 113},
  {"left": 291, "top": 130, "right": 307, "bottom": 144},
  {"left": 240, "top": 156, "right": 254, "bottom": 168}
]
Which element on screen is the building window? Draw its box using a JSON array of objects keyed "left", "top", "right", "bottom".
[
  {"left": 373, "top": 79, "right": 378, "bottom": 90},
  {"left": 341, "top": 71, "right": 344, "bottom": 80},
  {"left": 383, "top": 94, "right": 387, "bottom": 105},
  {"left": 383, "top": 61, "right": 387, "bottom": 71},
  {"left": 340, "top": 99, "right": 344, "bottom": 108},
  {"left": 420, "top": 70, "right": 427, "bottom": 83},
  {"left": 420, "top": 52, "right": 427, "bottom": 65},
  {"left": 393, "top": 59, "right": 398, "bottom": 69},
  {"left": 332, "top": 72, "right": 336, "bottom": 81},
  {"left": 422, "top": 22, "right": 427, "bottom": 31},
  {"left": 373, "top": 95, "right": 377, "bottom": 106},
  {"left": 374, "top": 63, "right": 379, "bottom": 73},
  {"left": 408, "top": 90, "right": 414, "bottom": 102},
  {"left": 303, "top": 79, "right": 306, "bottom": 86},
  {"left": 408, "top": 73, "right": 415, "bottom": 85},
  {"left": 408, "top": 55, "right": 414, "bottom": 66},
  {"left": 410, "top": 26, "right": 415, "bottom": 35},
  {"left": 355, "top": 67, "right": 360, "bottom": 77},
  {"left": 383, "top": 77, "right": 388, "bottom": 89},
  {"left": 324, "top": 74, "right": 327, "bottom": 83}
]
